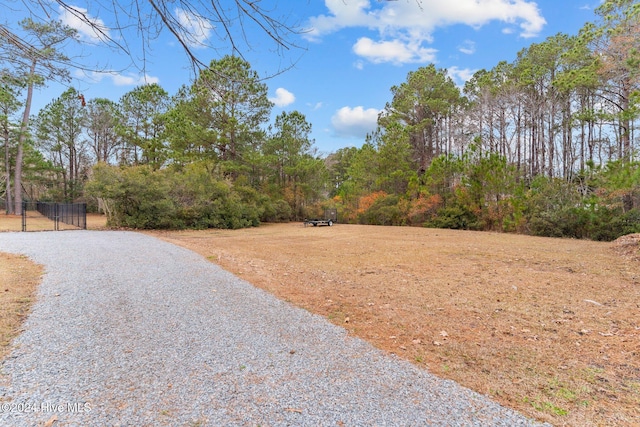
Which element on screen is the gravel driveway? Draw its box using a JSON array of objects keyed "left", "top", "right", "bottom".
[{"left": 0, "top": 231, "right": 548, "bottom": 426}]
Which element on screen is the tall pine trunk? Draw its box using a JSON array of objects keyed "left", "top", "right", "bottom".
[
  {"left": 13, "top": 59, "right": 36, "bottom": 215},
  {"left": 3, "top": 126, "right": 12, "bottom": 214}
]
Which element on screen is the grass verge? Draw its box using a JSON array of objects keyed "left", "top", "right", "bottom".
[{"left": 0, "top": 253, "right": 42, "bottom": 361}]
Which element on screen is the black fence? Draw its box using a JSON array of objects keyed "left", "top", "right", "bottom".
[{"left": 21, "top": 201, "right": 87, "bottom": 231}]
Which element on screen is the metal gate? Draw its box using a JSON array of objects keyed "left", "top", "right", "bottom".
[{"left": 21, "top": 201, "right": 87, "bottom": 232}]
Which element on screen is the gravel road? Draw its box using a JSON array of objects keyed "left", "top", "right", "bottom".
[{"left": 0, "top": 231, "right": 549, "bottom": 426}]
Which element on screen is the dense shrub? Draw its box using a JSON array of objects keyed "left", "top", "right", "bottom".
[
  {"left": 86, "top": 163, "right": 262, "bottom": 229},
  {"left": 590, "top": 208, "right": 640, "bottom": 241},
  {"left": 523, "top": 174, "right": 640, "bottom": 241},
  {"left": 260, "top": 199, "right": 293, "bottom": 222},
  {"left": 425, "top": 205, "right": 479, "bottom": 230},
  {"left": 358, "top": 194, "right": 404, "bottom": 226}
]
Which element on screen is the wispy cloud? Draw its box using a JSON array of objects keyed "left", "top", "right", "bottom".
[
  {"left": 75, "top": 70, "right": 160, "bottom": 87},
  {"left": 58, "top": 5, "right": 110, "bottom": 43},
  {"left": 458, "top": 40, "right": 476, "bottom": 55},
  {"left": 174, "top": 8, "right": 214, "bottom": 48},
  {"left": 111, "top": 73, "right": 160, "bottom": 86}
]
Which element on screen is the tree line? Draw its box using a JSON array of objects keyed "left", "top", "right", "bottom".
[
  {"left": 3, "top": 52, "right": 327, "bottom": 228},
  {"left": 325, "top": 0, "right": 640, "bottom": 240},
  {"left": 2, "top": 0, "right": 639, "bottom": 239}
]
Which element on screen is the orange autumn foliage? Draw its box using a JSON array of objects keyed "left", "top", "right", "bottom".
[
  {"left": 356, "top": 191, "right": 387, "bottom": 215},
  {"left": 407, "top": 194, "right": 442, "bottom": 225}
]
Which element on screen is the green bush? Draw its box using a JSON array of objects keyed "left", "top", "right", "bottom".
[
  {"left": 358, "top": 194, "right": 404, "bottom": 226},
  {"left": 261, "top": 199, "right": 292, "bottom": 222},
  {"left": 426, "top": 205, "right": 479, "bottom": 230},
  {"left": 590, "top": 208, "right": 640, "bottom": 241},
  {"left": 85, "top": 163, "right": 262, "bottom": 230},
  {"left": 617, "top": 208, "right": 640, "bottom": 235}
]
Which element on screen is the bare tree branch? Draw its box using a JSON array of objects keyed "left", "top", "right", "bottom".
[{"left": 4, "top": 0, "right": 307, "bottom": 76}]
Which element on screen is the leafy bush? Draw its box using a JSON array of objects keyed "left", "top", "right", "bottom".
[
  {"left": 86, "top": 163, "right": 262, "bottom": 229},
  {"left": 406, "top": 194, "right": 442, "bottom": 226},
  {"left": 590, "top": 208, "right": 640, "bottom": 241},
  {"left": 426, "top": 205, "right": 478, "bottom": 230},
  {"left": 523, "top": 174, "right": 640, "bottom": 241},
  {"left": 261, "top": 199, "right": 293, "bottom": 222},
  {"left": 616, "top": 208, "right": 640, "bottom": 236},
  {"left": 358, "top": 194, "right": 404, "bottom": 226}
]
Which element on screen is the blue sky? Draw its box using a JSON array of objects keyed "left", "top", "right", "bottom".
[{"left": 18, "top": 0, "right": 604, "bottom": 155}]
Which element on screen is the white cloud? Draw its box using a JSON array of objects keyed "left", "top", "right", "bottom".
[
  {"left": 58, "top": 5, "right": 110, "bottom": 43},
  {"left": 174, "top": 8, "right": 214, "bottom": 48},
  {"left": 305, "top": 0, "right": 373, "bottom": 40},
  {"left": 447, "top": 66, "right": 476, "bottom": 86},
  {"left": 353, "top": 37, "right": 437, "bottom": 65},
  {"left": 331, "top": 106, "right": 380, "bottom": 138},
  {"left": 75, "top": 70, "right": 160, "bottom": 87},
  {"left": 309, "top": 0, "right": 546, "bottom": 38},
  {"left": 306, "top": 0, "right": 546, "bottom": 65},
  {"left": 269, "top": 88, "right": 295, "bottom": 107}
]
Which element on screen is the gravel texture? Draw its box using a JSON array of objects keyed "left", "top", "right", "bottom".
[{"left": 0, "top": 230, "right": 549, "bottom": 426}]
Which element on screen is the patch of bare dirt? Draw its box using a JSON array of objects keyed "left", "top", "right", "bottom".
[{"left": 150, "top": 224, "right": 640, "bottom": 426}]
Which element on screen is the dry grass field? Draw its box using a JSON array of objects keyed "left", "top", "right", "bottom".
[
  {"left": 151, "top": 224, "right": 640, "bottom": 426},
  {"left": 1, "top": 213, "right": 639, "bottom": 425}
]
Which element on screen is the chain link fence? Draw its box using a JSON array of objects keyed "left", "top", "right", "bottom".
[{"left": 21, "top": 201, "right": 87, "bottom": 231}]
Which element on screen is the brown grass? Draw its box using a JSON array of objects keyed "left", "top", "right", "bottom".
[
  {"left": 0, "top": 253, "right": 42, "bottom": 361},
  {"left": 1, "top": 212, "right": 638, "bottom": 425},
  {"left": 150, "top": 224, "right": 640, "bottom": 426}
]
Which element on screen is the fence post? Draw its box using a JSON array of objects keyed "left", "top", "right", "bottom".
[
  {"left": 21, "top": 201, "right": 26, "bottom": 232},
  {"left": 55, "top": 203, "right": 59, "bottom": 231}
]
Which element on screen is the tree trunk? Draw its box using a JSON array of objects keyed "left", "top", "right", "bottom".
[
  {"left": 4, "top": 128, "right": 12, "bottom": 214},
  {"left": 13, "top": 59, "right": 36, "bottom": 215},
  {"left": 620, "top": 80, "right": 631, "bottom": 161}
]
